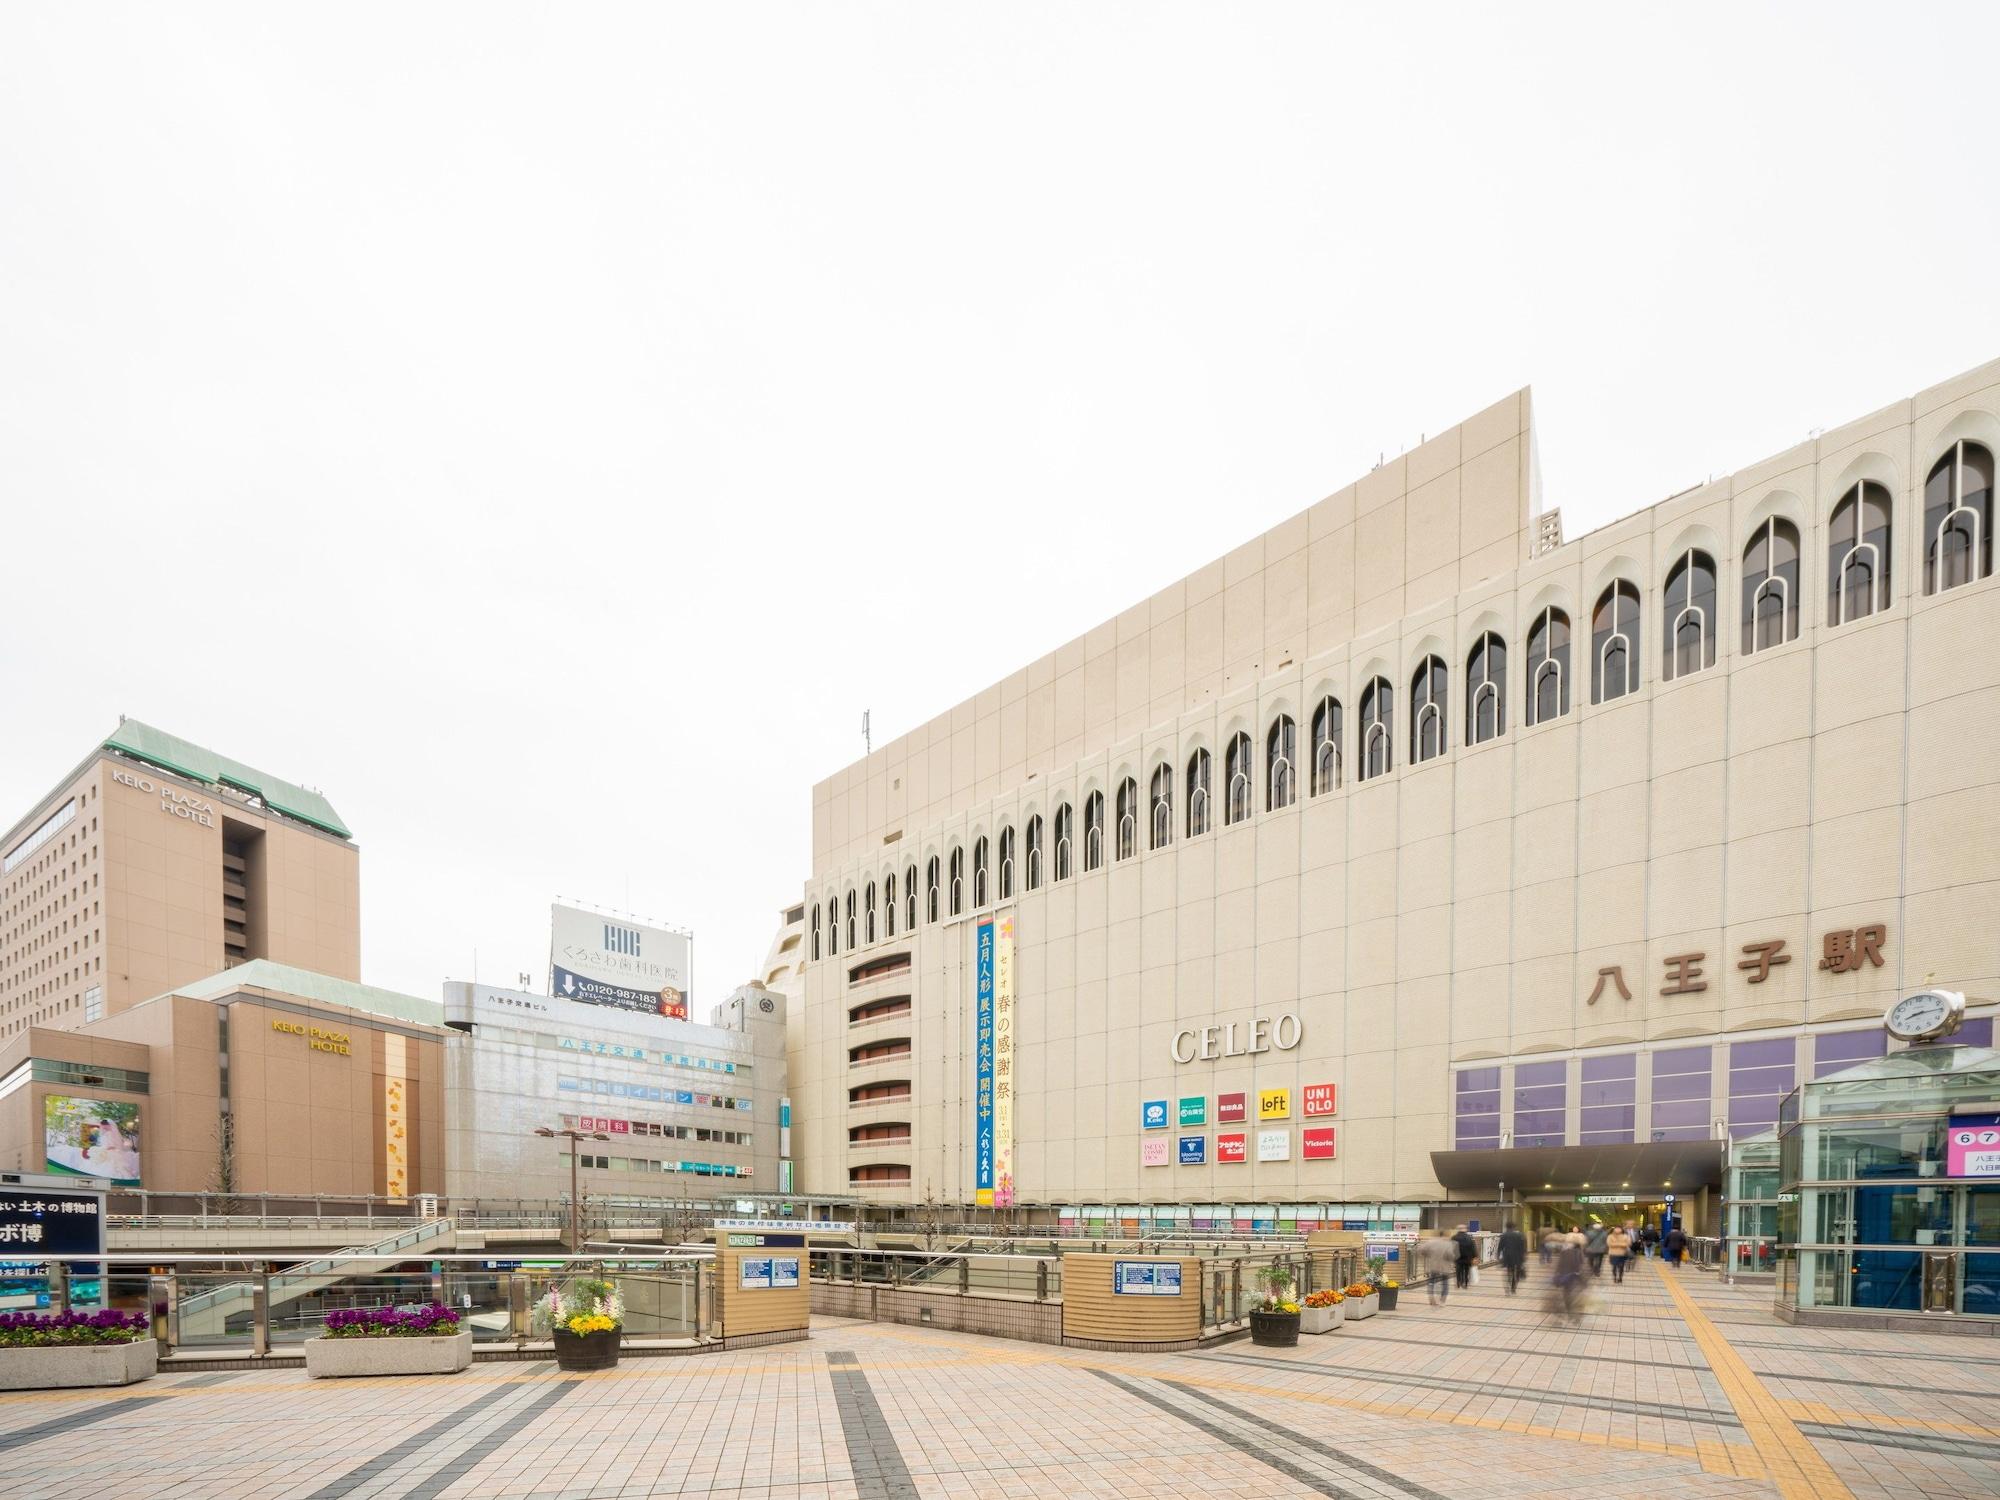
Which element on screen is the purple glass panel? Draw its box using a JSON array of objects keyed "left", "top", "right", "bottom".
[
  {"left": 1653, "top": 1072, "right": 1712, "bottom": 1102},
  {"left": 1514, "top": 1108, "right": 1564, "bottom": 1130},
  {"left": 1651, "top": 1099, "right": 1709, "bottom": 1128},
  {"left": 1728, "top": 1096, "right": 1781, "bottom": 1124},
  {"left": 1514, "top": 1084, "right": 1565, "bottom": 1111},
  {"left": 1581, "top": 1054, "right": 1636, "bottom": 1082},
  {"left": 1653, "top": 1046, "right": 1712, "bottom": 1076},
  {"left": 1728, "top": 1120, "right": 1774, "bottom": 1140},
  {"left": 1814, "top": 1029, "right": 1886, "bottom": 1078},
  {"left": 1455, "top": 1090, "right": 1502, "bottom": 1115},
  {"left": 1515, "top": 1060, "right": 1566, "bottom": 1087},
  {"left": 1458, "top": 1134, "right": 1500, "bottom": 1150},
  {"left": 1963, "top": 1018, "right": 1994, "bottom": 1048},
  {"left": 1580, "top": 1105, "right": 1635, "bottom": 1133},
  {"left": 1730, "top": 1037, "right": 1796, "bottom": 1070},
  {"left": 1652, "top": 1124, "right": 1708, "bottom": 1142},
  {"left": 1581, "top": 1080, "right": 1635, "bottom": 1107},
  {"left": 1456, "top": 1066, "right": 1501, "bottom": 1092},
  {"left": 1728, "top": 1065, "right": 1794, "bottom": 1098}
]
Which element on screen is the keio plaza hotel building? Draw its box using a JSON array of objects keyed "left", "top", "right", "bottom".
[{"left": 788, "top": 357, "right": 2000, "bottom": 1237}]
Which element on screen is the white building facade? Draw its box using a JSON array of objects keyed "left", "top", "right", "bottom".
[{"left": 790, "top": 360, "right": 2000, "bottom": 1223}]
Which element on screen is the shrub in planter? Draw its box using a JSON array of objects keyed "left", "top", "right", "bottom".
[
  {"left": 1299, "top": 1288, "right": 1345, "bottom": 1335},
  {"left": 1249, "top": 1265, "right": 1301, "bottom": 1347},
  {"left": 306, "top": 1302, "right": 472, "bottom": 1379},
  {"left": 534, "top": 1276, "right": 625, "bottom": 1371},
  {"left": 0, "top": 1309, "right": 155, "bottom": 1391}
]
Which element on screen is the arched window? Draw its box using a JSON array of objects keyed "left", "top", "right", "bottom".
[
  {"left": 845, "top": 890, "right": 856, "bottom": 950},
  {"left": 1662, "top": 550, "right": 1717, "bottom": 680},
  {"left": 1053, "top": 803, "right": 1073, "bottom": 881},
  {"left": 1025, "top": 816, "right": 1043, "bottom": 891},
  {"left": 826, "top": 898, "right": 838, "bottom": 956},
  {"left": 1266, "top": 716, "right": 1297, "bottom": 810},
  {"left": 1310, "top": 697, "right": 1342, "bottom": 795},
  {"left": 811, "top": 904, "right": 821, "bottom": 961},
  {"left": 1466, "top": 632, "right": 1506, "bottom": 745},
  {"left": 1925, "top": 440, "right": 1994, "bottom": 595},
  {"left": 1741, "top": 518, "right": 1800, "bottom": 654},
  {"left": 1359, "top": 677, "right": 1393, "bottom": 779},
  {"left": 1115, "top": 778, "right": 1138, "bottom": 860},
  {"left": 1083, "top": 790, "right": 1104, "bottom": 871},
  {"left": 1150, "top": 764, "right": 1173, "bottom": 850},
  {"left": 1828, "top": 480, "right": 1892, "bottom": 625},
  {"left": 998, "top": 825, "right": 1015, "bottom": 900},
  {"left": 884, "top": 873, "right": 896, "bottom": 938},
  {"left": 971, "top": 837, "right": 987, "bottom": 908},
  {"left": 926, "top": 857, "right": 939, "bottom": 923},
  {"left": 1410, "top": 655, "right": 1447, "bottom": 763},
  {"left": 1221, "top": 732, "right": 1252, "bottom": 824},
  {"left": 1186, "top": 749, "right": 1212, "bottom": 838},
  {"left": 904, "top": 864, "right": 917, "bottom": 931},
  {"left": 1525, "top": 606, "right": 1570, "bottom": 725},
  {"left": 949, "top": 846, "right": 964, "bottom": 915},
  {"left": 1591, "top": 581, "right": 1641, "bottom": 703},
  {"left": 864, "top": 881, "right": 877, "bottom": 944}
]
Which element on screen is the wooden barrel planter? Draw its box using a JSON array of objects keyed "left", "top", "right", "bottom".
[{"left": 553, "top": 1328, "right": 622, "bottom": 1371}]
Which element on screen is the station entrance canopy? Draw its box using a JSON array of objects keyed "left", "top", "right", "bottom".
[{"left": 1430, "top": 1140, "right": 1724, "bottom": 1195}]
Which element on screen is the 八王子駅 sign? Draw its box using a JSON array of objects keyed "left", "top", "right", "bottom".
[{"left": 1170, "top": 1014, "right": 1302, "bottom": 1064}]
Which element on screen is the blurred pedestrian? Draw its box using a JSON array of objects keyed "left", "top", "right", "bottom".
[
  {"left": 1497, "top": 1222, "right": 1528, "bottom": 1294},
  {"left": 1451, "top": 1224, "right": 1477, "bottom": 1290},
  {"left": 1607, "top": 1223, "right": 1633, "bottom": 1283},
  {"left": 1584, "top": 1222, "right": 1609, "bottom": 1277},
  {"left": 1538, "top": 1227, "right": 1556, "bottom": 1266},
  {"left": 1663, "top": 1223, "right": 1689, "bottom": 1268},
  {"left": 1548, "top": 1232, "right": 1587, "bottom": 1322},
  {"left": 1417, "top": 1230, "right": 1457, "bottom": 1305},
  {"left": 1642, "top": 1223, "right": 1660, "bottom": 1259}
]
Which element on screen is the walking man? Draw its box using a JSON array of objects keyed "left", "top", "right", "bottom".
[
  {"left": 1584, "top": 1222, "right": 1609, "bottom": 1277},
  {"left": 1497, "top": 1221, "right": 1528, "bottom": 1294},
  {"left": 1451, "top": 1223, "right": 1477, "bottom": 1290},
  {"left": 1418, "top": 1230, "right": 1457, "bottom": 1305}
]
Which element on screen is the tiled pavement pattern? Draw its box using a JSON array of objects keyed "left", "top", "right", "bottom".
[{"left": 0, "top": 1259, "right": 1995, "bottom": 1498}]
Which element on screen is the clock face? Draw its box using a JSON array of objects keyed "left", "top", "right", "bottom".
[{"left": 1887, "top": 991, "right": 1953, "bottom": 1040}]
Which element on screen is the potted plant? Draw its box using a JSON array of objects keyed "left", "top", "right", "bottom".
[
  {"left": 1342, "top": 1280, "right": 1377, "bottom": 1320},
  {"left": 1248, "top": 1265, "right": 1301, "bottom": 1347},
  {"left": 0, "top": 1308, "right": 154, "bottom": 1391},
  {"left": 536, "top": 1275, "right": 624, "bottom": 1371},
  {"left": 1299, "top": 1287, "right": 1345, "bottom": 1335},
  {"left": 1365, "top": 1257, "right": 1401, "bottom": 1312},
  {"left": 305, "top": 1302, "right": 471, "bottom": 1379}
]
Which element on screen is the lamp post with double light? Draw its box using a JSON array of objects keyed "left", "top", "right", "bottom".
[{"left": 535, "top": 1126, "right": 610, "bottom": 1253}]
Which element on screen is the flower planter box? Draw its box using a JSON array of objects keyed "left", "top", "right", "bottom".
[
  {"left": 0, "top": 1338, "right": 156, "bottom": 1391},
  {"left": 554, "top": 1327, "right": 622, "bottom": 1371},
  {"left": 305, "top": 1330, "right": 472, "bottom": 1380},
  {"left": 1343, "top": 1294, "right": 1376, "bottom": 1321},
  {"left": 1248, "top": 1309, "right": 1299, "bottom": 1348},
  {"left": 1377, "top": 1285, "right": 1400, "bottom": 1312},
  {"left": 1299, "top": 1303, "right": 1344, "bottom": 1335}
]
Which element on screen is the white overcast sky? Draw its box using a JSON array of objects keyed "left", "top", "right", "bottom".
[{"left": 4, "top": 5, "right": 1997, "bottom": 1007}]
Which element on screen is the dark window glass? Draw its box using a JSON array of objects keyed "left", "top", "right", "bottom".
[
  {"left": 1828, "top": 481, "right": 1892, "bottom": 624},
  {"left": 1224, "top": 733, "right": 1253, "bottom": 824},
  {"left": 1150, "top": 765, "right": 1173, "bottom": 850},
  {"left": 1663, "top": 550, "right": 1717, "bottom": 680},
  {"left": 1115, "top": 779, "right": 1138, "bottom": 860},
  {"left": 1359, "top": 677, "right": 1393, "bottom": 779},
  {"left": 1591, "top": 581, "right": 1641, "bottom": 703},
  {"left": 1310, "top": 697, "right": 1342, "bottom": 794},
  {"left": 1186, "top": 751, "right": 1212, "bottom": 838},
  {"left": 1742, "top": 518, "right": 1801, "bottom": 654},
  {"left": 1525, "top": 607, "right": 1571, "bottom": 724},
  {"left": 1083, "top": 791, "right": 1104, "bottom": 871},
  {"left": 1466, "top": 633, "right": 1506, "bottom": 745},
  {"left": 1925, "top": 441, "right": 1995, "bottom": 595},
  {"left": 1410, "top": 656, "right": 1448, "bottom": 764},
  {"left": 1266, "top": 717, "right": 1297, "bottom": 810}
]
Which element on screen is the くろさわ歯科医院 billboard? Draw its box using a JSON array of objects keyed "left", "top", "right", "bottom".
[{"left": 549, "top": 904, "right": 692, "bottom": 1019}]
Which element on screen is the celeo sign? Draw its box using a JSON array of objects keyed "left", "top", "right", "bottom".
[{"left": 1170, "top": 1014, "right": 1302, "bottom": 1064}]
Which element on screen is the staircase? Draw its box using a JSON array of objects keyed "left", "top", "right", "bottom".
[{"left": 177, "top": 1219, "right": 456, "bottom": 1339}]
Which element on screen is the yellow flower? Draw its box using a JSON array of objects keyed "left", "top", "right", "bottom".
[{"left": 565, "top": 1314, "right": 616, "bottom": 1336}]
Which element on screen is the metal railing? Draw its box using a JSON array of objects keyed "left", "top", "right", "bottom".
[{"left": 813, "top": 1246, "right": 1060, "bottom": 1303}]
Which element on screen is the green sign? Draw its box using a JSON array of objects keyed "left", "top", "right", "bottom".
[
  {"left": 729, "top": 1233, "right": 763, "bottom": 1246},
  {"left": 1178, "top": 1097, "right": 1206, "bottom": 1127}
]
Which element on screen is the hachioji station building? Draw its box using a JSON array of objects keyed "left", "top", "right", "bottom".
[{"left": 789, "top": 358, "right": 2000, "bottom": 1236}]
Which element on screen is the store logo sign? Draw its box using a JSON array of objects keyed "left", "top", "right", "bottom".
[
  {"left": 1217, "top": 1092, "right": 1246, "bottom": 1124},
  {"left": 1302, "top": 1084, "right": 1336, "bottom": 1117},
  {"left": 1141, "top": 1100, "right": 1168, "bottom": 1130},
  {"left": 1178, "top": 1097, "right": 1206, "bottom": 1127},
  {"left": 1179, "top": 1135, "right": 1206, "bottom": 1165},
  {"left": 1216, "top": 1133, "right": 1247, "bottom": 1164},
  {"left": 1258, "top": 1089, "right": 1290, "bottom": 1121},
  {"left": 1302, "top": 1126, "right": 1336, "bottom": 1160}
]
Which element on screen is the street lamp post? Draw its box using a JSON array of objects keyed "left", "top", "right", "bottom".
[{"left": 535, "top": 1127, "right": 610, "bottom": 1253}]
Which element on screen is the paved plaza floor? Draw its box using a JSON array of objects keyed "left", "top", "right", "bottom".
[{"left": 0, "top": 1257, "right": 1993, "bottom": 1499}]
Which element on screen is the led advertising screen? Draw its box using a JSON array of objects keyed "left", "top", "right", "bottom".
[
  {"left": 44, "top": 1096, "right": 140, "bottom": 1187},
  {"left": 549, "top": 903, "right": 692, "bottom": 1019}
]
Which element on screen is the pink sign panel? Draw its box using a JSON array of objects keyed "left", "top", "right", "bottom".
[
  {"left": 1949, "top": 1115, "right": 2000, "bottom": 1177},
  {"left": 1141, "top": 1137, "right": 1170, "bottom": 1167}
]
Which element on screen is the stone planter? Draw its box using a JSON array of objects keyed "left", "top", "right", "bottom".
[
  {"left": 1299, "top": 1303, "right": 1344, "bottom": 1335},
  {"left": 1377, "top": 1284, "right": 1400, "bottom": 1312},
  {"left": 554, "top": 1327, "right": 622, "bottom": 1371},
  {"left": 305, "top": 1330, "right": 473, "bottom": 1379},
  {"left": 0, "top": 1338, "right": 156, "bottom": 1391},
  {"left": 1248, "top": 1309, "right": 1300, "bottom": 1348},
  {"left": 1344, "top": 1293, "right": 1376, "bottom": 1321}
]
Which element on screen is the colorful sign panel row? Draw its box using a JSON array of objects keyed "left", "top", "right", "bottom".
[
  {"left": 1144, "top": 1126, "right": 1336, "bottom": 1164},
  {"left": 1142, "top": 1086, "right": 1337, "bottom": 1129}
]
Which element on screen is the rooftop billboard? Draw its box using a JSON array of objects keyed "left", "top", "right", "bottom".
[{"left": 548, "top": 903, "right": 691, "bottom": 1020}]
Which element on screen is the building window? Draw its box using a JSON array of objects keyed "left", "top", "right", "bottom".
[
  {"left": 1410, "top": 655, "right": 1447, "bottom": 763},
  {"left": 1650, "top": 1045, "right": 1712, "bottom": 1142},
  {"left": 1579, "top": 1054, "right": 1636, "bottom": 1145},
  {"left": 1224, "top": 732, "right": 1253, "bottom": 824},
  {"left": 1150, "top": 764, "right": 1173, "bottom": 850},
  {"left": 1466, "top": 632, "right": 1505, "bottom": 745},
  {"left": 1728, "top": 1036, "right": 1796, "bottom": 1140},
  {"left": 1114, "top": 778, "right": 1138, "bottom": 860},
  {"left": 884, "top": 873, "right": 896, "bottom": 938},
  {"left": 1266, "top": 716, "right": 1297, "bottom": 810},
  {"left": 904, "top": 864, "right": 917, "bottom": 931},
  {"left": 1359, "top": 677, "right": 1392, "bottom": 779},
  {"left": 1186, "top": 749, "right": 1212, "bottom": 837},
  {"left": 1739, "top": 517, "right": 1801, "bottom": 654},
  {"left": 1310, "top": 697, "right": 1341, "bottom": 794},
  {"left": 811, "top": 905, "right": 822, "bottom": 961},
  {"left": 1828, "top": 480, "right": 1892, "bottom": 625},
  {"left": 1662, "top": 550, "right": 1717, "bottom": 680},
  {"left": 826, "top": 898, "right": 839, "bottom": 956},
  {"left": 1083, "top": 791, "right": 1104, "bottom": 871},
  {"left": 1813, "top": 1029, "right": 1886, "bottom": 1079},
  {"left": 864, "top": 882, "right": 876, "bottom": 944},
  {"left": 1514, "top": 1059, "right": 1565, "bottom": 1148},
  {"left": 1053, "top": 804, "right": 1073, "bottom": 881},
  {"left": 1591, "top": 580, "right": 1641, "bottom": 703},
  {"left": 949, "top": 847, "right": 964, "bottom": 915},
  {"left": 1025, "top": 816, "right": 1043, "bottom": 890},
  {"left": 998, "top": 825, "right": 1014, "bottom": 900},
  {"left": 971, "top": 837, "right": 987, "bottom": 908},
  {"left": 845, "top": 890, "right": 856, "bottom": 950},
  {"left": 1454, "top": 1066, "right": 1500, "bottom": 1150},
  {"left": 926, "top": 857, "right": 940, "bottom": 923},
  {"left": 1925, "top": 440, "right": 1994, "bottom": 595}
]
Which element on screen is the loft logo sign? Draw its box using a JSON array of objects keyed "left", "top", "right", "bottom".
[
  {"left": 1170, "top": 1013, "right": 1302, "bottom": 1065},
  {"left": 111, "top": 768, "right": 215, "bottom": 828}
]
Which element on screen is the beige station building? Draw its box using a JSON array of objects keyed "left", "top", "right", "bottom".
[
  {"left": 0, "top": 720, "right": 361, "bottom": 1037},
  {"left": 790, "top": 356, "right": 2000, "bottom": 1235}
]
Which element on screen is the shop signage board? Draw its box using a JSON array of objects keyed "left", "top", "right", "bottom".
[
  {"left": 1258, "top": 1089, "right": 1290, "bottom": 1121},
  {"left": 1256, "top": 1128, "right": 1290, "bottom": 1162},
  {"left": 1949, "top": 1115, "right": 2000, "bottom": 1177},
  {"left": 1142, "top": 1138, "right": 1170, "bottom": 1167},
  {"left": 1217, "top": 1093, "right": 1246, "bottom": 1124},
  {"left": 1178, "top": 1135, "right": 1206, "bottom": 1165},
  {"left": 1302, "top": 1126, "right": 1336, "bottom": 1160},
  {"left": 1217, "top": 1133, "right": 1247, "bottom": 1164},
  {"left": 0, "top": 1188, "right": 105, "bottom": 1288},
  {"left": 1178, "top": 1097, "right": 1206, "bottom": 1127},
  {"left": 1113, "top": 1261, "right": 1183, "bottom": 1296},
  {"left": 1141, "top": 1100, "right": 1169, "bottom": 1130},
  {"left": 1302, "top": 1084, "right": 1337, "bottom": 1117}
]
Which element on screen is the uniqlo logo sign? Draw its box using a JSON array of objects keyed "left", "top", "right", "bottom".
[
  {"left": 1217, "top": 1092, "right": 1246, "bottom": 1124},
  {"left": 1302, "top": 1126, "right": 1336, "bottom": 1160},
  {"left": 1217, "top": 1133, "right": 1247, "bottom": 1164},
  {"left": 1302, "top": 1084, "right": 1337, "bottom": 1118}
]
